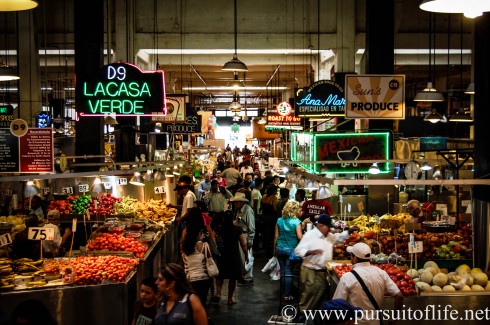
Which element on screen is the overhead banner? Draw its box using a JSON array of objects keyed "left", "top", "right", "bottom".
[
  {"left": 294, "top": 80, "right": 345, "bottom": 117},
  {"left": 345, "top": 75, "right": 405, "bottom": 119},
  {"left": 266, "top": 101, "right": 304, "bottom": 131},
  {"left": 253, "top": 119, "right": 279, "bottom": 139},
  {"left": 155, "top": 105, "right": 201, "bottom": 134},
  {"left": 76, "top": 62, "right": 166, "bottom": 117},
  {"left": 291, "top": 131, "right": 390, "bottom": 174}
]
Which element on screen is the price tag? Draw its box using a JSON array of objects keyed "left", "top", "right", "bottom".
[
  {"left": 375, "top": 215, "right": 380, "bottom": 224},
  {"left": 2, "top": 189, "right": 12, "bottom": 196},
  {"left": 154, "top": 186, "right": 165, "bottom": 194},
  {"left": 347, "top": 203, "right": 352, "bottom": 213},
  {"left": 41, "top": 187, "right": 51, "bottom": 195},
  {"left": 408, "top": 241, "right": 423, "bottom": 253},
  {"left": 338, "top": 195, "right": 343, "bottom": 203},
  {"left": 410, "top": 234, "right": 415, "bottom": 247},
  {"left": 28, "top": 227, "right": 54, "bottom": 241},
  {"left": 72, "top": 218, "right": 77, "bottom": 232},
  {"left": 78, "top": 184, "right": 89, "bottom": 193},
  {"left": 0, "top": 233, "right": 13, "bottom": 247},
  {"left": 117, "top": 178, "right": 128, "bottom": 186},
  {"left": 103, "top": 182, "right": 112, "bottom": 190},
  {"left": 62, "top": 187, "right": 74, "bottom": 195},
  {"left": 9, "top": 119, "right": 28, "bottom": 137}
]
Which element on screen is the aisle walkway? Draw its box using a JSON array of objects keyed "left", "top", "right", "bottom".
[{"left": 207, "top": 251, "right": 282, "bottom": 324}]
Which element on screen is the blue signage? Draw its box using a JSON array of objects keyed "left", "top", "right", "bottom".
[{"left": 294, "top": 80, "right": 345, "bottom": 117}]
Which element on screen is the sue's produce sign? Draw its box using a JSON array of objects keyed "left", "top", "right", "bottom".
[
  {"left": 291, "top": 131, "right": 390, "bottom": 174},
  {"left": 345, "top": 75, "right": 405, "bottom": 119},
  {"left": 76, "top": 62, "right": 166, "bottom": 117}
]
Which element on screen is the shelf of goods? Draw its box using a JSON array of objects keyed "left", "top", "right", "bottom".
[{"left": 0, "top": 195, "right": 178, "bottom": 325}]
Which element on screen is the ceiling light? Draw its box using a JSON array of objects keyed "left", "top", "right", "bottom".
[
  {"left": 419, "top": 0, "right": 490, "bottom": 18},
  {"left": 465, "top": 82, "right": 475, "bottom": 95},
  {"left": 232, "top": 113, "right": 241, "bottom": 121},
  {"left": 24, "top": 180, "right": 40, "bottom": 197},
  {"left": 414, "top": 82, "right": 445, "bottom": 102},
  {"left": 424, "top": 109, "right": 444, "bottom": 123},
  {"left": 90, "top": 177, "right": 106, "bottom": 193},
  {"left": 129, "top": 172, "right": 145, "bottom": 186},
  {"left": 0, "top": 0, "right": 38, "bottom": 11},
  {"left": 104, "top": 116, "right": 118, "bottom": 125},
  {"left": 317, "top": 185, "right": 334, "bottom": 199},
  {"left": 222, "top": 0, "right": 247, "bottom": 72},
  {"left": 257, "top": 117, "right": 266, "bottom": 124},
  {"left": 144, "top": 170, "right": 154, "bottom": 182},
  {"left": 368, "top": 163, "right": 380, "bottom": 175},
  {"left": 154, "top": 169, "right": 166, "bottom": 181},
  {"left": 228, "top": 73, "right": 245, "bottom": 89},
  {"left": 449, "top": 110, "right": 474, "bottom": 122},
  {"left": 421, "top": 162, "right": 433, "bottom": 171},
  {"left": 0, "top": 63, "right": 20, "bottom": 81}
]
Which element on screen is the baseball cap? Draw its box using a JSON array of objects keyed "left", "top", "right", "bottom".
[
  {"left": 346, "top": 242, "right": 372, "bottom": 259},
  {"left": 316, "top": 214, "right": 332, "bottom": 228}
]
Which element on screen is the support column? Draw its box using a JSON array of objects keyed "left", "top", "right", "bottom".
[
  {"left": 335, "top": 0, "right": 356, "bottom": 74},
  {"left": 17, "top": 10, "right": 41, "bottom": 127}
]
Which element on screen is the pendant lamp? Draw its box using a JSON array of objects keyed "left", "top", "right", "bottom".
[
  {"left": 449, "top": 109, "right": 473, "bottom": 122},
  {"left": 0, "top": 63, "right": 19, "bottom": 81},
  {"left": 465, "top": 82, "right": 475, "bottom": 95},
  {"left": 424, "top": 109, "right": 445, "bottom": 123},
  {"left": 228, "top": 72, "right": 245, "bottom": 89},
  {"left": 419, "top": 0, "right": 490, "bottom": 19},
  {"left": 0, "top": 0, "right": 38, "bottom": 11},
  {"left": 222, "top": 0, "right": 247, "bottom": 72}
]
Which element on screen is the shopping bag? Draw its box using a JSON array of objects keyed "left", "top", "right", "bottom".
[
  {"left": 244, "top": 248, "right": 254, "bottom": 272},
  {"left": 270, "top": 262, "right": 281, "bottom": 281},
  {"left": 204, "top": 242, "right": 219, "bottom": 277},
  {"left": 261, "top": 256, "right": 278, "bottom": 273}
]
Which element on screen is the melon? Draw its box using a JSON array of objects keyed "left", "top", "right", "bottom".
[
  {"left": 471, "top": 285, "right": 485, "bottom": 291},
  {"left": 447, "top": 272, "right": 461, "bottom": 283},
  {"left": 424, "top": 261, "right": 439, "bottom": 270},
  {"left": 420, "top": 271, "right": 434, "bottom": 284},
  {"left": 471, "top": 267, "right": 483, "bottom": 276},
  {"left": 442, "top": 285, "right": 456, "bottom": 292},
  {"left": 455, "top": 264, "right": 471, "bottom": 275},
  {"left": 425, "top": 267, "right": 438, "bottom": 277},
  {"left": 413, "top": 278, "right": 420, "bottom": 283},
  {"left": 433, "top": 273, "right": 448, "bottom": 287},
  {"left": 473, "top": 272, "right": 488, "bottom": 287},
  {"left": 461, "top": 285, "right": 472, "bottom": 291},
  {"left": 462, "top": 273, "right": 474, "bottom": 286},
  {"left": 415, "top": 282, "right": 432, "bottom": 292},
  {"left": 406, "top": 269, "right": 419, "bottom": 279},
  {"left": 431, "top": 285, "right": 442, "bottom": 292},
  {"left": 485, "top": 282, "right": 490, "bottom": 290}
]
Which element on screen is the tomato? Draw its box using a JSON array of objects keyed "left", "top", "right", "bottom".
[{"left": 400, "top": 280, "right": 408, "bottom": 288}]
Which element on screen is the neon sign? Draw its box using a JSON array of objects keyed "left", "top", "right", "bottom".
[
  {"left": 76, "top": 63, "right": 166, "bottom": 117},
  {"left": 291, "top": 131, "right": 391, "bottom": 174},
  {"left": 294, "top": 80, "right": 345, "bottom": 117}
]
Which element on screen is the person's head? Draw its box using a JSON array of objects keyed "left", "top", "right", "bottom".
[
  {"left": 25, "top": 216, "right": 39, "bottom": 228},
  {"left": 210, "top": 179, "right": 219, "bottom": 192},
  {"left": 347, "top": 242, "right": 372, "bottom": 264},
  {"left": 254, "top": 178, "right": 264, "bottom": 190},
  {"left": 47, "top": 209, "right": 61, "bottom": 225},
  {"left": 279, "top": 188, "right": 290, "bottom": 199},
  {"left": 295, "top": 189, "right": 306, "bottom": 202},
  {"left": 282, "top": 201, "right": 301, "bottom": 219},
  {"left": 139, "top": 276, "right": 158, "bottom": 304},
  {"left": 407, "top": 199, "right": 421, "bottom": 218},
  {"left": 216, "top": 170, "right": 222, "bottom": 178},
  {"left": 264, "top": 170, "right": 272, "bottom": 177},
  {"left": 157, "top": 263, "right": 194, "bottom": 296},
  {"left": 12, "top": 299, "right": 56, "bottom": 325},
  {"left": 316, "top": 214, "right": 332, "bottom": 236},
  {"left": 204, "top": 174, "right": 211, "bottom": 182},
  {"left": 243, "top": 180, "right": 252, "bottom": 189},
  {"left": 272, "top": 175, "right": 280, "bottom": 185},
  {"left": 178, "top": 175, "right": 192, "bottom": 186},
  {"left": 253, "top": 168, "right": 261, "bottom": 178},
  {"left": 174, "top": 182, "right": 190, "bottom": 197},
  {"left": 253, "top": 163, "right": 259, "bottom": 170},
  {"left": 30, "top": 195, "right": 42, "bottom": 209},
  {"left": 244, "top": 160, "right": 250, "bottom": 167},
  {"left": 265, "top": 184, "right": 279, "bottom": 197},
  {"left": 185, "top": 207, "right": 205, "bottom": 230},
  {"left": 230, "top": 192, "right": 249, "bottom": 210},
  {"left": 244, "top": 173, "right": 253, "bottom": 183}
]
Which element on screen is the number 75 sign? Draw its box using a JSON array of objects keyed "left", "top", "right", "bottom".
[{"left": 28, "top": 227, "right": 55, "bottom": 241}]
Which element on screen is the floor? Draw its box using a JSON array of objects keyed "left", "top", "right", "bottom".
[{"left": 206, "top": 250, "right": 291, "bottom": 325}]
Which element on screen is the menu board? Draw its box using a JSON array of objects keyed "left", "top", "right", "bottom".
[
  {"left": 0, "top": 129, "right": 19, "bottom": 172},
  {"left": 0, "top": 128, "right": 53, "bottom": 173}
]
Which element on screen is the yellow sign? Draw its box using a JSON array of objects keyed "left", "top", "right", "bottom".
[{"left": 345, "top": 75, "right": 405, "bottom": 119}]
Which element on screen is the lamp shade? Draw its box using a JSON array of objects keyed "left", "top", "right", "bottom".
[
  {"left": 104, "top": 116, "right": 118, "bottom": 125},
  {"left": 424, "top": 109, "right": 444, "bottom": 123},
  {"left": 414, "top": 82, "right": 445, "bottom": 102},
  {"left": 465, "top": 82, "right": 475, "bottom": 95},
  {"left": 257, "top": 117, "right": 266, "bottom": 124},
  {"left": 0, "top": 63, "right": 20, "bottom": 81},
  {"left": 154, "top": 169, "right": 166, "bottom": 181},
  {"left": 222, "top": 55, "right": 248, "bottom": 72},
  {"left": 228, "top": 73, "right": 245, "bottom": 89},
  {"left": 0, "top": 0, "right": 38, "bottom": 11},
  {"left": 129, "top": 172, "right": 145, "bottom": 186},
  {"left": 419, "top": 0, "right": 490, "bottom": 18},
  {"left": 24, "top": 181, "right": 40, "bottom": 197},
  {"left": 449, "top": 110, "right": 473, "bottom": 122},
  {"left": 368, "top": 163, "right": 380, "bottom": 175}
]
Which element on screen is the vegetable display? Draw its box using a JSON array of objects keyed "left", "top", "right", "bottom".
[
  {"left": 70, "top": 255, "right": 139, "bottom": 285},
  {"left": 86, "top": 233, "right": 148, "bottom": 258}
]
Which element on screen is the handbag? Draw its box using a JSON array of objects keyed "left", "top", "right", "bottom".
[
  {"left": 279, "top": 219, "right": 302, "bottom": 261},
  {"left": 204, "top": 242, "right": 219, "bottom": 277}
]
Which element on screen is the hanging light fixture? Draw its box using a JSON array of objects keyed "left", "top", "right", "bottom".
[
  {"left": 154, "top": 169, "right": 166, "bottom": 181},
  {"left": 144, "top": 170, "right": 154, "bottom": 182},
  {"left": 90, "top": 176, "right": 106, "bottom": 193},
  {"left": 129, "top": 172, "right": 145, "bottom": 186},
  {"left": 421, "top": 162, "right": 433, "bottom": 171},
  {"left": 0, "top": 0, "right": 38, "bottom": 11},
  {"left": 424, "top": 109, "right": 445, "bottom": 123},
  {"left": 449, "top": 109, "right": 473, "bottom": 122},
  {"left": 257, "top": 116, "right": 266, "bottom": 124},
  {"left": 419, "top": 0, "right": 490, "bottom": 19},
  {"left": 222, "top": 0, "right": 247, "bottom": 72},
  {"left": 0, "top": 63, "right": 19, "bottom": 81},
  {"left": 229, "top": 91, "right": 241, "bottom": 110},
  {"left": 368, "top": 163, "right": 380, "bottom": 175},
  {"left": 464, "top": 82, "right": 475, "bottom": 94},
  {"left": 104, "top": 115, "right": 118, "bottom": 125},
  {"left": 228, "top": 72, "right": 245, "bottom": 89}
]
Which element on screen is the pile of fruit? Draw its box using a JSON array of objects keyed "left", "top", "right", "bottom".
[
  {"left": 47, "top": 200, "right": 73, "bottom": 215},
  {"left": 0, "top": 258, "right": 44, "bottom": 291},
  {"left": 72, "top": 195, "right": 92, "bottom": 214},
  {"left": 332, "top": 263, "right": 417, "bottom": 296},
  {"left": 114, "top": 196, "right": 139, "bottom": 215},
  {"left": 86, "top": 233, "right": 148, "bottom": 258},
  {"left": 409, "top": 261, "right": 490, "bottom": 293},
  {"left": 70, "top": 255, "right": 139, "bottom": 285},
  {"left": 88, "top": 193, "right": 121, "bottom": 215},
  {"left": 0, "top": 216, "right": 25, "bottom": 233},
  {"left": 347, "top": 213, "right": 413, "bottom": 233},
  {"left": 132, "top": 199, "right": 177, "bottom": 222}
]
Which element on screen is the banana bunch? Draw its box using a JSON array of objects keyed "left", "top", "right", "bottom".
[
  {"left": 114, "top": 196, "right": 139, "bottom": 214},
  {"left": 26, "top": 280, "right": 47, "bottom": 287},
  {"left": 0, "top": 274, "right": 15, "bottom": 291},
  {"left": 13, "top": 258, "right": 43, "bottom": 274},
  {"left": 348, "top": 214, "right": 378, "bottom": 231}
]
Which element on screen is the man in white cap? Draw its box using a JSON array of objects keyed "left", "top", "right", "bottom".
[
  {"left": 230, "top": 192, "right": 255, "bottom": 285},
  {"left": 333, "top": 242, "right": 403, "bottom": 325}
]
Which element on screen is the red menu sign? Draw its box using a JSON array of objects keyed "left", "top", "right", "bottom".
[{"left": 19, "top": 129, "right": 53, "bottom": 173}]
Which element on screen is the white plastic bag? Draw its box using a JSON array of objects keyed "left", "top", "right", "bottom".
[
  {"left": 244, "top": 248, "right": 254, "bottom": 272},
  {"left": 261, "top": 256, "right": 278, "bottom": 273},
  {"left": 270, "top": 261, "right": 281, "bottom": 281}
]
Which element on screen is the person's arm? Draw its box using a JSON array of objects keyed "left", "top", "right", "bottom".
[
  {"left": 246, "top": 208, "right": 255, "bottom": 248},
  {"left": 295, "top": 224, "right": 303, "bottom": 240},
  {"left": 273, "top": 224, "right": 279, "bottom": 256},
  {"left": 198, "top": 182, "right": 205, "bottom": 195},
  {"left": 271, "top": 197, "right": 278, "bottom": 211},
  {"left": 61, "top": 227, "right": 72, "bottom": 246},
  {"left": 189, "top": 294, "right": 208, "bottom": 325},
  {"left": 239, "top": 233, "right": 249, "bottom": 263}
]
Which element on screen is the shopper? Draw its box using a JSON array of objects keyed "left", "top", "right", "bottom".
[
  {"left": 42, "top": 210, "right": 63, "bottom": 257},
  {"left": 251, "top": 179, "right": 263, "bottom": 216},
  {"left": 239, "top": 160, "right": 253, "bottom": 179},
  {"left": 273, "top": 201, "right": 303, "bottom": 301},
  {"left": 237, "top": 178, "right": 252, "bottom": 204},
  {"left": 294, "top": 214, "right": 352, "bottom": 311},
  {"left": 155, "top": 263, "right": 208, "bottom": 325},
  {"left": 198, "top": 174, "right": 212, "bottom": 201},
  {"left": 214, "top": 210, "right": 249, "bottom": 305},
  {"left": 230, "top": 192, "right": 255, "bottom": 286},
  {"left": 132, "top": 276, "right": 158, "bottom": 325},
  {"left": 214, "top": 170, "right": 227, "bottom": 187},
  {"left": 221, "top": 165, "right": 241, "bottom": 188},
  {"left": 172, "top": 182, "right": 196, "bottom": 222},
  {"left": 301, "top": 189, "right": 334, "bottom": 222},
  {"left": 181, "top": 217, "right": 212, "bottom": 307},
  {"left": 333, "top": 243, "right": 403, "bottom": 325},
  {"left": 261, "top": 185, "right": 278, "bottom": 256},
  {"left": 29, "top": 195, "right": 45, "bottom": 221},
  {"left": 295, "top": 189, "right": 306, "bottom": 206},
  {"left": 203, "top": 180, "right": 232, "bottom": 216},
  {"left": 276, "top": 188, "right": 290, "bottom": 218}
]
